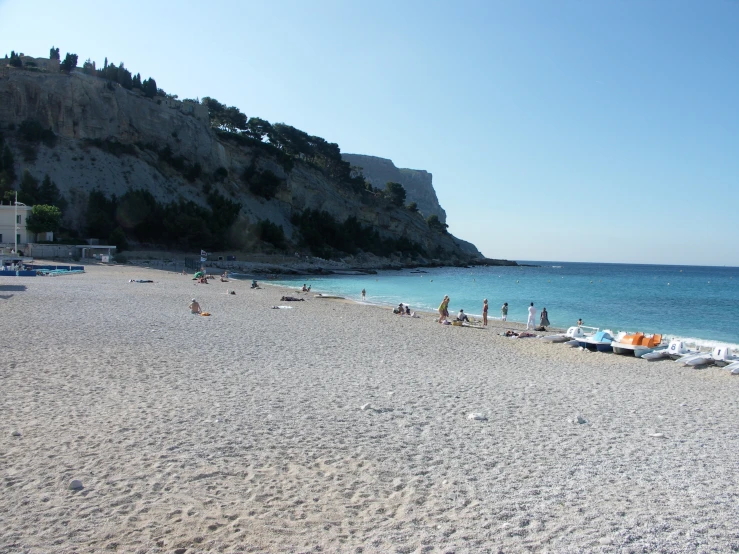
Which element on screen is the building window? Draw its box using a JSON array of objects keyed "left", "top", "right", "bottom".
[
  {"left": 17, "top": 215, "right": 21, "bottom": 224},
  {"left": 0, "top": 234, "right": 3, "bottom": 242},
  {"left": 17, "top": 234, "right": 21, "bottom": 244}
]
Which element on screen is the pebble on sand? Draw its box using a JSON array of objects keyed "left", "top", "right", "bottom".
[
  {"left": 649, "top": 433, "right": 667, "bottom": 439},
  {"left": 575, "top": 416, "right": 587, "bottom": 424},
  {"left": 11, "top": 431, "right": 21, "bottom": 437},
  {"left": 360, "top": 403, "right": 371, "bottom": 411},
  {"left": 467, "top": 413, "right": 487, "bottom": 421},
  {"left": 68, "top": 479, "right": 84, "bottom": 490}
]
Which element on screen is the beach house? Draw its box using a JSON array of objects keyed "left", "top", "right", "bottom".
[{"left": 0, "top": 202, "right": 34, "bottom": 252}]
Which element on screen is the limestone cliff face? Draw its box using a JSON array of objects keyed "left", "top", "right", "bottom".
[
  {"left": 0, "top": 65, "right": 483, "bottom": 261},
  {"left": 341, "top": 154, "right": 447, "bottom": 224}
]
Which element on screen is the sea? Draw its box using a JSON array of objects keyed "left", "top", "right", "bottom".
[{"left": 243, "top": 262, "right": 739, "bottom": 349}]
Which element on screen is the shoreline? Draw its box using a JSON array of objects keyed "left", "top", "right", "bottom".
[
  {"left": 242, "top": 272, "right": 739, "bottom": 351},
  {"left": 21, "top": 256, "right": 739, "bottom": 349},
  {"left": 2, "top": 263, "right": 738, "bottom": 552}
]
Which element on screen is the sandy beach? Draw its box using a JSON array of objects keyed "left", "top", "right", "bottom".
[{"left": 2, "top": 263, "right": 738, "bottom": 554}]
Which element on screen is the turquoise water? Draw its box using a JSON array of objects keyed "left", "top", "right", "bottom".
[{"left": 241, "top": 262, "right": 739, "bottom": 347}]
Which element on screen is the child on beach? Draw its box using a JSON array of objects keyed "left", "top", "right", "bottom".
[
  {"left": 482, "top": 299, "right": 488, "bottom": 327},
  {"left": 501, "top": 302, "right": 508, "bottom": 321}
]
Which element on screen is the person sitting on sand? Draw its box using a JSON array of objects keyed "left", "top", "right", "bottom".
[
  {"left": 251, "top": 280, "right": 260, "bottom": 289},
  {"left": 189, "top": 299, "right": 202, "bottom": 314},
  {"left": 394, "top": 303, "right": 405, "bottom": 315},
  {"left": 220, "top": 272, "right": 229, "bottom": 282},
  {"left": 405, "top": 305, "right": 411, "bottom": 316},
  {"left": 302, "top": 284, "right": 309, "bottom": 292},
  {"left": 199, "top": 276, "right": 208, "bottom": 284},
  {"left": 457, "top": 309, "right": 469, "bottom": 323},
  {"left": 280, "top": 296, "right": 305, "bottom": 301}
]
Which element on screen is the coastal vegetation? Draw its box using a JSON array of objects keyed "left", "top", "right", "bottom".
[
  {"left": 291, "top": 209, "right": 425, "bottom": 259},
  {"left": 17, "top": 171, "right": 66, "bottom": 209},
  {"left": 0, "top": 132, "right": 17, "bottom": 195},
  {"left": 25, "top": 204, "right": 62, "bottom": 237},
  {"left": 0, "top": 46, "right": 481, "bottom": 264},
  {"left": 84, "top": 189, "right": 241, "bottom": 252}
]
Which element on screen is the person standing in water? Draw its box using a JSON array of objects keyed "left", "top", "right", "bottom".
[
  {"left": 482, "top": 299, "right": 488, "bottom": 327},
  {"left": 540, "top": 307, "right": 550, "bottom": 328},
  {"left": 526, "top": 302, "right": 537, "bottom": 330},
  {"left": 501, "top": 302, "right": 508, "bottom": 321},
  {"left": 361, "top": 288, "right": 366, "bottom": 300}
]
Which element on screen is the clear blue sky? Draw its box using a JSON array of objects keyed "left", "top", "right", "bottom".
[{"left": 2, "top": 0, "right": 738, "bottom": 265}]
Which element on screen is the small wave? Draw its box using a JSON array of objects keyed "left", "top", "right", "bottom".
[{"left": 662, "top": 336, "right": 739, "bottom": 352}]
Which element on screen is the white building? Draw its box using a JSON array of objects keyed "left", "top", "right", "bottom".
[{"left": 0, "top": 203, "right": 33, "bottom": 249}]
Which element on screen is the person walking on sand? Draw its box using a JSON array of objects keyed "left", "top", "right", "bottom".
[
  {"left": 540, "top": 307, "right": 550, "bottom": 328},
  {"left": 526, "top": 302, "right": 537, "bottom": 330},
  {"left": 482, "top": 299, "right": 488, "bottom": 327},
  {"left": 501, "top": 302, "right": 508, "bottom": 321},
  {"left": 438, "top": 295, "right": 450, "bottom": 323}
]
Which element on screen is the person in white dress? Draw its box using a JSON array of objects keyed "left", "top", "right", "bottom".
[{"left": 526, "top": 302, "right": 537, "bottom": 330}]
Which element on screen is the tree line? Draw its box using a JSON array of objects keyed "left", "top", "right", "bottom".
[
  {"left": 85, "top": 188, "right": 241, "bottom": 252},
  {"left": 291, "top": 209, "right": 426, "bottom": 259}
]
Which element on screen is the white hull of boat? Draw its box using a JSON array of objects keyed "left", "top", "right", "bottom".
[
  {"left": 641, "top": 348, "right": 670, "bottom": 361},
  {"left": 540, "top": 334, "right": 570, "bottom": 343}
]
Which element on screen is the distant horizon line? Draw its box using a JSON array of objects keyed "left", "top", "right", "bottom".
[{"left": 509, "top": 259, "right": 739, "bottom": 269}]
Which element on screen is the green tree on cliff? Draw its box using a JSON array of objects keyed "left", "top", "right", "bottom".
[
  {"left": 49, "top": 46, "right": 60, "bottom": 60},
  {"left": 9, "top": 51, "right": 22, "bottom": 67},
  {"left": 426, "top": 214, "right": 448, "bottom": 234},
  {"left": 245, "top": 117, "right": 273, "bottom": 141},
  {"left": 60, "top": 52, "right": 78, "bottom": 72},
  {"left": 0, "top": 133, "right": 17, "bottom": 194},
  {"left": 18, "top": 170, "right": 40, "bottom": 204},
  {"left": 39, "top": 174, "right": 66, "bottom": 209},
  {"left": 384, "top": 182, "right": 406, "bottom": 207},
  {"left": 117, "top": 63, "right": 133, "bottom": 90},
  {"left": 142, "top": 77, "right": 157, "bottom": 98},
  {"left": 202, "top": 97, "right": 248, "bottom": 133}
]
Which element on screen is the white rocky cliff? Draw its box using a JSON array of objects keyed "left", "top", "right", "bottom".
[{"left": 341, "top": 154, "right": 447, "bottom": 224}]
